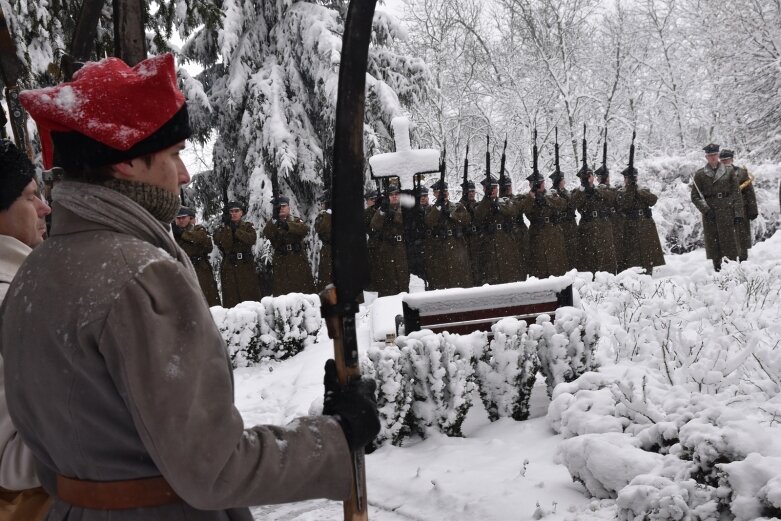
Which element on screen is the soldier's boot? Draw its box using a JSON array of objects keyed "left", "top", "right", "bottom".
[{"left": 712, "top": 259, "right": 722, "bottom": 272}]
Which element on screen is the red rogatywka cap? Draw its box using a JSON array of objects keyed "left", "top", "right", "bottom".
[{"left": 20, "top": 53, "right": 190, "bottom": 171}]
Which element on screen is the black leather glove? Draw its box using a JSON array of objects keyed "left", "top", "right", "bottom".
[
  {"left": 230, "top": 221, "right": 238, "bottom": 231},
  {"left": 441, "top": 204, "right": 450, "bottom": 218},
  {"left": 734, "top": 216, "right": 744, "bottom": 225},
  {"left": 380, "top": 199, "right": 390, "bottom": 213},
  {"left": 172, "top": 226, "right": 183, "bottom": 238},
  {"left": 585, "top": 185, "right": 595, "bottom": 195},
  {"left": 534, "top": 192, "right": 545, "bottom": 205},
  {"left": 323, "top": 359, "right": 380, "bottom": 451},
  {"left": 278, "top": 219, "right": 289, "bottom": 230},
  {"left": 749, "top": 213, "right": 758, "bottom": 221}
]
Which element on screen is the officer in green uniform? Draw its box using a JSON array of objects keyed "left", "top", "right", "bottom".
[
  {"left": 173, "top": 206, "right": 220, "bottom": 306},
  {"left": 719, "top": 149, "right": 757, "bottom": 261},
  {"left": 475, "top": 176, "right": 523, "bottom": 284},
  {"left": 263, "top": 196, "right": 316, "bottom": 296},
  {"left": 617, "top": 167, "right": 665, "bottom": 274},
  {"left": 214, "top": 201, "right": 263, "bottom": 307},
  {"left": 690, "top": 143, "right": 744, "bottom": 271}
]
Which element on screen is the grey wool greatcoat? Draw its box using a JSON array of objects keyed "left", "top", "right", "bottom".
[
  {"left": 731, "top": 166, "right": 758, "bottom": 259},
  {"left": 0, "top": 192, "right": 351, "bottom": 521},
  {"left": 263, "top": 216, "right": 316, "bottom": 296},
  {"left": 690, "top": 163, "right": 745, "bottom": 261},
  {"left": 616, "top": 182, "right": 666, "bottom": 274},
  {"left": 424, "top": 201, "right": 472, "bottom": 290},
  {"left": 214, "top": 221, "right": 262, "bottom": 307},
  {"left": 571, "top": 186, "right": 617, "bottom": 274},
  {"left": 175, "top": 224, "right": 221, "bottom": 306},
  {"left": 518, "top": 192, "right": 568, "bottom": 279},
  {"left": 370, "top": 204, "right": 410, "bottom": 296}
]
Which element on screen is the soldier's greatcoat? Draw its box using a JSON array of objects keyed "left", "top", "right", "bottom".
[
  {"left": 0, "top": 185, "right": 351, "bottom": 521},
  {"left": 424, "top": 201, "right": 472, "bottom": 290},
  {"left": 690, "top": 163, "right": 744, "bottom": 262},
  {"left": 602, "top": 186, "right": 625, "bottom": 272},
  {"left": 731, "top": 166, "right": 758, "bottom": 260},
  {"left": 474, "top": 197, "right": 524, "bottom": 284},
  {"left": 263, "top": 216, "right": 316, "bottom": 296},
  {"left": 370, "top": 205, "right": 410, "bottom": 296},
  {"left": 175, "top": 224, "right": 221, "bottom": 306},
  {"left": 462, "top": 199, "right": 482, "bottom": 286},
  {"left": 551, "top": 188, "right": 578, "bottom": 270},
  {"left": 315, "top": 211, "right": 332, "bottom": 290},
  {"left": 214, "top": 220, "right": 262, "bottom": 307},
  {"left": 571, "top": 186, "right": 617, "bottom": 274},
  {"left": 616, "top": 182, "right": 665, "bottom": 274},
  {"left": 364, "top": 206, "right": 380, "bottom": 292},
  {"left": 510, "top": 196, "right": 530, "bottom": 282},
  {"left": 518, "top": 193, "right": 568, "bottom": 278},
  {"left": 407, "top": 204, "right": 429, "bottom": 282}
]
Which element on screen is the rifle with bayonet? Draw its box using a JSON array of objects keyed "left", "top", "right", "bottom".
[
  {"left": 499, "top": 138, "right": 508, "bottom": 197},
  {"left": 531, "top": 129, "right": 543, "bottom": 198},
  {"left": 323, "top": 0, "right": 378, "bottom": 519},
  {"left": 460, "top": 141, "right": 470, "bottom": 203},
  {"left": 437, "top": 148, "right": 446, "bottom": 209},
  {"left": 553, "top": 127, "right": 562, "bottom": 190}
]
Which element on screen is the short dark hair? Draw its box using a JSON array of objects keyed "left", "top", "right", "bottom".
[{"left": 62, "top": 153, "right": 155, "bottom": 184}]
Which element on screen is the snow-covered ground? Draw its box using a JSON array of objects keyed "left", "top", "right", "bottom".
[{"left": 235, "top": 230, "right": 781, "bottom": 521}]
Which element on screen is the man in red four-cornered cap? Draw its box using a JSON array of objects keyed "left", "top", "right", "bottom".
[{"left": 0, "top": 53, "right": 379, "bottom": 521}]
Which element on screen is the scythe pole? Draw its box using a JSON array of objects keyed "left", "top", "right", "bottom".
[{"left": 322, "top": 0, "right": 377, "bottom": 519}]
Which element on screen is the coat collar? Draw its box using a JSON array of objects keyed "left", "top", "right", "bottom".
[{"left": 0, "top": 235, "right": 32, "bottom": 284}]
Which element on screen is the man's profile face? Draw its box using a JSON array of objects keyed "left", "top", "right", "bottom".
[
  {"left": 278, "top": 204, "right": 290, "bottom": 220},
  {"left": 175, "top": 215, "right": 193, "bottom": 229},
  {"left": 720, "top": 157, "right": 733, "bottom": 167},
  {"left": 229, "top": 208, "right": 244, "bottom": 222},
  {"left": 706, "top": 152, "right": 720, "bottom": 168},
  {"left": 0, "top": 180, "right": 51, "bottom": 248},
  {"left": 119, "top": 141, "right": 190, "bottom": 194},
  {"left": 366, "top": 197, "right": 376, "bottom": 208}
]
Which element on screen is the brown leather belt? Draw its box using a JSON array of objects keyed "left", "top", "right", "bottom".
[{"left": 57, "top": 474, "right": 181, "bottom": 510}]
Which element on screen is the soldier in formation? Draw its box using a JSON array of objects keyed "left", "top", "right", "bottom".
[
  {"left": 173, "top": 206, "right": 221, "bottom": 306},
  {"left": 425, "top": 180, "right": 472, "bottom": 289},
  {"left": 314, "top": 193, "right": 332, "bottom": 290},
  {"left": 571, "top": 162, "right": 617, "bottom": 274},
  {"left": 719, "top": 149, "right": 757, "bottom": 261},
  {"left": 549, "top": 170, "right": 578, "bottom": 271},
  {"left": 214, "top": 201, "right": 263, "bottom": 306},
  {"left": 595, "top": 164, "right": 622, "bottom": 273},
  {"left": 690, "top": 143, "right": 744, "bottom": 271},
  {"left": 519, "top": 170, "right": 568, "bottom": 278},
  {"left": 370, "top": 184, "right": 410, "bottom": 296},
  {"left": 460, "top": 180, "right": 482, "bottom": 286},
  {"left": 474, "top": 176, "right": 524, "bottom": 284},
  {"left": 364, "top": 189, "right": 380, "bottom": 293},
  {"left": 263, "top": 196, "right": 316, "bottom": 296},
  {"left": 410, "top": 186, "right": 431, "bottom": 286}
]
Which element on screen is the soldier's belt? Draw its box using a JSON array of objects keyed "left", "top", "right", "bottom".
[
  {"left": 433, "top": 228, "right": 464, "bottom": 239},
  {"left": 228, "top": 251, "right": 254, "bottom": 262},
  {"left": 275, "top": 243, "right": 303, "bottom": 255},
  {"left": 530, "top": 216, "right": 555, "bottom": 226},
  {"left": 579, "top": 210, "right": 609, "bottom": 222},
  {"left": 189, "top": 255, "right": 205, "bottom": 263},
  {"left": 382, "top": 234, "right": 404, "bottom": 242},
  {"left": 623, "top": 208, "right": 653, "bottom": 219},
  {"left": 57, "top": 474, "right": 181, "bottom": 510},
  {"left": 705, "top": 192, "right": 732, "bottom": 199}
]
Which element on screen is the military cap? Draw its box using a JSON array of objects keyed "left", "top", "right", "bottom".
[
  {"left": 526, "top": 171, "right": 544, "bottom": 183},
  {"left": 417, "top": 186, "right": 430, "bottom": 196},
  {"left": 549, "top": 170, "right": 564, "bottom": 185},
  {"left": 465, "top": 180, "right": 476, "bottom": 191},
  {"left": 621, "top": 166, "right": 638, "bottom": 178},
  {"left": 480, "top": 175, "right": 499, "bottom": 187},
  {"left": 577, "top": 165, "right": 594, "bottom": 180},
  {"left": 226, "top": 200, "right": 245, "bottom": 212},
  {"left": 0, "top": 140, "right": 36, "bottom": 212},
  {"left": 274, "top": 195, "right": 290, "bottom": 206},
  {"left": 719, "top": 149, "right": 734, "bottom": 159},
  {"left": 177, "top": 206, "right": 196, "bottom": 217},
  {"left": 364, "top": 189, "right": 378, "bottom": 200},
  {"left": 703, "top": 143, "right": 720, "bottom": 154},
  {"left": 499, "top": 177, "right": 512, "bottom": 188},
  {"left": 431, "top": 180, "right": 448, "bottom": 191},
  {"left": 595, "top": 165, "right": 609, "bottom": 180},
  {"left": 387, "top": 184, "right": 400, "bottom": 194}
]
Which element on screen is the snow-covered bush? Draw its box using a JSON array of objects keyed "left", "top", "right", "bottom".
[
  {"left": 476, "top": 318, "right": 540, "bottom": 421},
  {"left": 535, "top": 309, "right": 600, "bottom": 397},
  {"left": 400, "top": 330, "right": 479, "bottom": 438},
  {"left": 211, "top": 294, "right": 322, "bottom": 367},
  {"left": 362, "top": 342, "right": 415, "bottom": 448},
  {"left": 550, "top": 256, "right": 781, "bottom": 519}
]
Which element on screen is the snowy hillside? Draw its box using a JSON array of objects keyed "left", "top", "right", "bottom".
[{"left": 233, "top": 229, "right": 781, "bottom": 520}]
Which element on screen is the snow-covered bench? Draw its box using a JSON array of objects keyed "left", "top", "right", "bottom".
[{"left": 401, "top": 276, "right": 575, "bottom": 336}]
